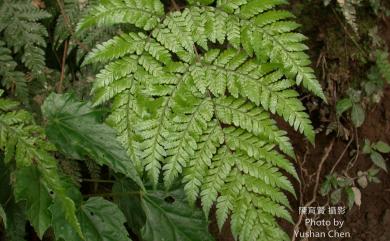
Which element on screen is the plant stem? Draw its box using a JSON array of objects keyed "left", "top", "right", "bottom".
[
  {"left": 57, "top": 39, "right": 68, "bottom": 93},
  {"left": 83, "top": 191, "right": 142, "bottom": 198},
  {"left": 82, "top": 178, "right": 115, "bottom": 183}
]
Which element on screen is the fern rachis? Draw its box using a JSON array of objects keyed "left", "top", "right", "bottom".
[{"left": 78, "top": 0, "right": 325, "bottom": 240}]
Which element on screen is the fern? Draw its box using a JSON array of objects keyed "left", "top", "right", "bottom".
[
  {"left": 0, "top": 0, "right": 50, "bottom": 73},
  {"left": 0, "top": 41, "right": 27, "bottom": 100},
  {"left": 0, "top": 0, "right": 50, "bottom": 102},
  {"left": 337, "top": 0, "right": 360, "bottom": 34},
  {"left": 79, "top": 0, "right": 325, "bottom": 240}
]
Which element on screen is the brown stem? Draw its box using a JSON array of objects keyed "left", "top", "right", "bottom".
[
  {"left": 82, "top": 178, "right": 115, "bottom": 183},
  {"left": 330, "top": 138, "right": 353, "bottom": 174},
  {"left": 55, "top": 0, "right": 89, "bottom": 51},
  {"left": 83, "top": 191, "right": 142, "bottom": 198},
  {"left": 57, "top": 40, "right": 68, "bottom": 93}
]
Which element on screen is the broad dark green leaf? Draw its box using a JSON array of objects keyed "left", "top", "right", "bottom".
[
  {"left": 50, "top": 199, "right": 83, "bottom": 241},
  {"left": 79, "top": 197, "right": 132, "bottom": 241},
  {"left": 4, "top": 201, "right": 26, "bottom": 241},
  {"left": 112, "top": 178, "right": 146, "bottom": 236},
  {"left": 0, "top": 162, "right": 25, "bottom": 240},
  {"left": 13, "top": 163, "right": 82, "bottom": 240},
  {"left": 49, "top": 178, "right": 84, "bottom": 241},
  {"left": 32, "top": 149, "right": 83, "bottom": 238},
  {"left": 51, "top": 197, "right": 131, "bottom": 241},
  {"left": 0, "top": 160, "right": 12, "bottom": 204},
  {"left": 14, "top": 166, "right": 52, "bottom": 239},
  {"left": 42, "top": 93, "right": 143, "bottom": 188},
  {"left": 112, "top": 180, "right": 214, "bottom": 241},
  {"left": 141, "top": 187, "right": 214, "bottom": 241}
]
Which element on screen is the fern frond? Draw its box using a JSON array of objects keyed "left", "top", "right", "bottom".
[
  {"left": 11, "top": 2, "right": 50, "bottom": 21},
  {"left": 187, "top": 0, "right": 215, "bottom": 5},
  {"left": 0, "top": 1, "right": 50, "bottom": 73},
  {"left": 233, "top": 152, "right": 295, "bottom": 195},
  {"left": 21, "top": 44, "right": 46, "bottom": 73},
  {"left": 0, "top": 1, "right": 50, "bottom": 104},
  {"left": 194, "top": 49, "right": 315, "bottom": 142},
  {"left": 54, "top": 0, "right": 79, "bottom": 49},
  {"left": 338, "top": 0, "right": 359, "bottom": 33},
  {"left": 0, "top": 41, "right": 28, "bottom": 101},
  {"left": 80, "top": 0, "right": 325, "bottom": 239}
]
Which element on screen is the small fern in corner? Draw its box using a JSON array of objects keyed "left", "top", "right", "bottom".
[
  {"left": 0, "top": 0, "right": 50, "bottom": 101},
  {"left": 78, "top": 0, "right": 326, "bottom": 240}
]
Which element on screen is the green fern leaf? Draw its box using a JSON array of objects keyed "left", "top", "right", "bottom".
[
  {"left": 215, "top": 96, "right": 295, "bottom": 158},
  {"left": 135, "top": 97, "right": 169, "bottom": 187},
  {"left": 183, "top": 120, "right": 224, "bottom": 205},
  {"left": 83, "top": 33, "right": 146, "bottom": 65},
  {"left": 79, "top": 0, "right": 325, "bottom": 239},
  {"left": 0, "top": 1, "right": 50, "bottom": 73},
  {"left": 0, "top": 41, "right": 28, "bottom": 101}
]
